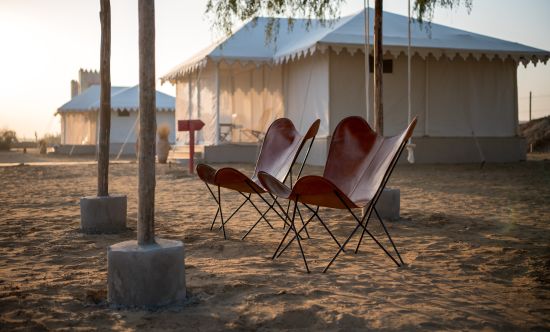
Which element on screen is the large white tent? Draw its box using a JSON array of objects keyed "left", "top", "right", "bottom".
[
  {"left": 57, "top": 85, "right": 175, "bottom": 155},
  {"left": 161, "top": 8, "right": 550, "bottom": 164}
]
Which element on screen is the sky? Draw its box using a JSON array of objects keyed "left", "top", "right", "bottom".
[{"left": 0, "top": 0, "right": 549, "bottom": 139}]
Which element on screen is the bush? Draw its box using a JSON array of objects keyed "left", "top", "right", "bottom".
[
  {"left": 0, "top": 130, "right": 17, "bottom": 150},
  {"left": 157, "top": 125, "right": 170, "bottom": 140},
  {"left": 41, "top": 133, "right": 61, "bottom": 145}
]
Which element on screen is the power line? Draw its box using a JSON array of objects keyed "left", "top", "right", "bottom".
[{"left": 519, "top": 94, "right": 550, "bottom": 99}]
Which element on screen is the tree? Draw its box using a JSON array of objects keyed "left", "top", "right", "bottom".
[
  {"left": 137, "top": 0, "right": 156, "bottom": 245},
  {"left": 413, "top": 0, "right": 472, "bottom": 24},
  {"left": 0, "top": 130, "right": 17, "bottom": 151},
  {"left": 206, "top": 0, "right": 472, "bottom": 135},
  {"left": 98, "top": 0, "right": 111, "bottom": 197}
]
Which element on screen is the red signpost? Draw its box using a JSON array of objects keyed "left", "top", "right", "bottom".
[{"left": 177, "top": 119, "right": 205, "bottom": 174}]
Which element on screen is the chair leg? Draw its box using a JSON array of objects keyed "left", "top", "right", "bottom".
[
  {"left": 210, "top": 207, "right": 219, "bottom": 231},
  {"left": 248, "top": 184, "right": 289, "bottom": 226},
  {"left": 354, "top": 211, "right": 373, "bottom": 254},
  {"left": 276, "top": 209, "right": 316, "bottom": 258},
  {"left": 302, "top": 204, "right": 345, "bottom": 252},
  {"left": 289, "top": 199, "right": 310, "bottom": 273},
  {"left": 323, "top": 193, "right": 401, "bottom": 273},
  {"left": 242, "top": 193, "right": 274, "bottom": 229},
  {"left": 217, "top": 186, "right": 227, "bottom": 240},
  {"left": 218, "top": 194, "right": 251, "bottom": 230},
  {"left": 242, "top": 195, "right": 287, "bottom": 240},
  {"left": 278, "top": 205, "right": 345, "bottom": 259},
  {"left": 295, "top": 205, "right": 310, "bottom": 239},
  {"left": 272, "top": 225, "right": 293, "bottom": 259},
  {"left": 374, "top": 207, "right": 405, "bottom": 265},
  {"left": 205, "top": 182, "right": 221, "bottom": 231},
  {"left": 284, "top": 200, "right": 292, "bottom": 229}
]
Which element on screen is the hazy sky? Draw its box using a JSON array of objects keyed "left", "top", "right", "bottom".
[{"left": 1, "top": 0, "right": 549, "bottom": 138}]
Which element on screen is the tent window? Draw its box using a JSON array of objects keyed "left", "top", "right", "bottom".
[
  {"left": 117, "top": 110, "right": 130, "bottom": 117},
  {"left": 369, "top": 57, "right": 393, "bottom": 74}
]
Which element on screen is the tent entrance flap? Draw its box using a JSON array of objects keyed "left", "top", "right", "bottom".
[{"left": 176, "top": 62, "right": 284, "bottom": 146}]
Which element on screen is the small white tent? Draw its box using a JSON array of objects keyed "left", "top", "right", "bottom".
[
  {"left": 57, "top": 85, "right": 176, "bottom": 155},
  {"left": 162, "top": 9, "right": 550, "bottom": 164}
]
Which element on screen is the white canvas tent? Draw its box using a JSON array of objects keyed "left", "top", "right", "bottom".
[
  {"left": 161, "top": 8, "right": 550, "bottom": 164},
  {"left": 57, "top": 85, "right": 176, "bottom": 155}
]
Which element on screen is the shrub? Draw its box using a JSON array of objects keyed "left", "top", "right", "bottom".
[
  {"left": 157, "top": 125, "right": 170, "bottom": 140},
  {"left": 0, "top": 130, "right": 17, "bottom": 150}
]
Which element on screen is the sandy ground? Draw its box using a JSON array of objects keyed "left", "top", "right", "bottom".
[{"left": 0, "top": 149, "right": 549, "bottom": 331}]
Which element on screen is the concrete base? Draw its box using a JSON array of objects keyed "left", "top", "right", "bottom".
[
  {"left": 80, "top": 195, "right": 127, "bottom": 234},
  {"left": 107, "top": 238, "right": 186, "bottom": 308},
  {"left": 374, "top": 188, "right": 400, "bottom": 221}
]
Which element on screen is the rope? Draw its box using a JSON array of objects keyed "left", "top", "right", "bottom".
[
  {"left": 364, "top": 0, "right": 371, "bottom": 124},
  {"left": 406, "top": 0, "right": 416, "bottom": 163},
  {"left": 116, "top": 114, "right": 139, "bottom": 160}
]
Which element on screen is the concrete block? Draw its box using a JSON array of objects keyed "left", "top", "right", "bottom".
[
  {"left": 375, "top": 188, "right": 400, "bottom": 221},
  {"left": 108, "top": 238, "right": 186, "bottom": 308},
  {"left": 80, "top": 195, "right": 127, "bottom": 234}
]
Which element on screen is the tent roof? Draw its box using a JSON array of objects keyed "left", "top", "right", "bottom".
[
  {"left": 162, "top": 8, "right": 550, "bottom": 83},
  {"left": 57, "top": 85, "right": 175, "bottom": 113}
]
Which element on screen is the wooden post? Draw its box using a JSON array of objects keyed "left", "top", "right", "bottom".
[
  {"left": 138, "top": 0, "right": 156, "bottom": 245},
  {"left": 97, "top": 0, "right": 111, "bottom": 197},
  {"left": 374, "top": 0, "right": 383, "bottom": 135},
  {"left": 529, "top": 91, "right": 533, "bottom": 121},
  {"left": 529, "top": 91, "right": 533, "bottom": 153}
]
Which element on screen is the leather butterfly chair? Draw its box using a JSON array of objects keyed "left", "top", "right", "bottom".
[
  {"left": 258, "top": 116, "right": 417, "bottom": 273},
  {"left": 196, "top": 118, "right": 320, "bottom": 240}
]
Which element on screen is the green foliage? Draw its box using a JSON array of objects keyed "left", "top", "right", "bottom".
[
  {"left": 206, "top": 0, "right": 472, "bottom": 40},
  {"left": 205, "top": 0, "right": 345, "bottom": 43},
  {"left": 413, "top": 0, "right": 472, "bottom": 24},
  {"left": 0, "top": 129, "right": 18, "bottom": 150}
]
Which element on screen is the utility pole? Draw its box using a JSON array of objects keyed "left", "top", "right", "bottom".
[
  {"left": 529, "top": 91, "right": 533, "bottom": 121},
  {"left": 529, "top": 91, "right": 533, "bottom": 153},
  {"left": 374, "top": 0, "right": 383, "bottom": 135}
]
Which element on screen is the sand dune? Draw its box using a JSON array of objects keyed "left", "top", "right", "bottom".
[{"left": 0, "top": 151, "right": 549, "bottom": 330}]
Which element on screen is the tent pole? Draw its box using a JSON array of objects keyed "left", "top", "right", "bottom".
[
  {"left": 364, "top": 0, "right": 371, "bottom": 125},
  {"left": 215, "top": 62, "right": 220, "bottom": 145},
  {"left": 425, "top": 58, "right": 429, "bottom": 136},
  {"left": 196, "top": 70, "right": 202, "bottom": 144},
  {"left": 406, "top": 0, "right": 415, "bottom": 163}
]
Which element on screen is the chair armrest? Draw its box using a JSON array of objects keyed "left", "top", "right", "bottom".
[
  {"left": 196, "top": 163, "right": 217, "bottom": 184},
  {"left": 257, "top": 171, "right": 292, "bottom": 198}
]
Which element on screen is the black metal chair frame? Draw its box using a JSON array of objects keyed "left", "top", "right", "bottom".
[
  {"left": 203, "top": 135, "right": 316, "bottom": 240},
  {"left": 270, "top": 135, "right": 409, "bottom": 273}
]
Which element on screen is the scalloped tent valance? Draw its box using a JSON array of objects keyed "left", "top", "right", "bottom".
[
  {"left": 161, "top": 8, "right": 549, "bottom": 83},
  {"left": 57, "top": 85, "right": 175, "bottom": 113}
]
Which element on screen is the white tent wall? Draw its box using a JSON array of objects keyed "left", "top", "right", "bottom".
[
  {"left": 198, "top": 63, "right": 218, "bottom": 145},
  {"left": 174, "top": 78, "right": 191, "bottom": 146},
  {"left": 174, "top": 62, "right": 285, "bottom": 147},
  {"left": 382, "top": 54, "right": 427, "bottom": 136},
  {"left": 108, "top": 111, "right": 174, "bottom": 144},
  {"left": 329, "top": 49, "right": 365, "bottom": 132},
  {"left": 110, "top": 111, "right": 138, "bottom": 143},
  {"left": 220, "top": 63, "right": 284, "bottom": 143},
  {"left": 329, "top": 50, "right": 427, "bottom": 136},
  {"left": 326, "top": 50, "right": 522, "bottom": 163},
  {"left": 283, "top": 53, "right": 330, "bottom": 166},
  {"left": 284, "top": 52, "right": 330, "bottom": 137},
  {"left": 59, "top": 110, "right": 175, "bottom": 155},
  {"left": 426, "top": 56, "right": 516, "bottom": 137},
  {"left": 62, "top": 112, "right": 97, "bottom": 145}
]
